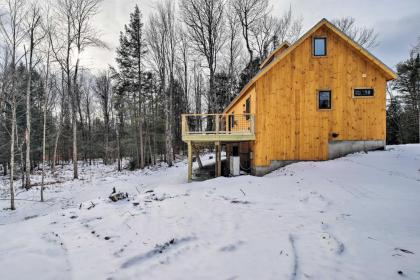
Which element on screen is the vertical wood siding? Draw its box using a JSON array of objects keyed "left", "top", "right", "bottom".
[{"left": 230, "top": 25, "right": 387, "bottom": 168}]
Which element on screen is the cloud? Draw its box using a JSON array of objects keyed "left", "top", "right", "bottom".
[
  {"left": 80, "top": 0, "right": 420, "bottom": 72},
  {"left": 374, "top": 13, "right": 420, "bottom": 69},
  {"left": 81, "top": 0, "right": 155, "bottom": 72}
]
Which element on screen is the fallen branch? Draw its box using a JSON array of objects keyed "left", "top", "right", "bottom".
[{"left": 87, "top": 201, "right": 96, "bottom": 210}]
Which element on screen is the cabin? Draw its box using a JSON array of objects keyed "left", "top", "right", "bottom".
[{"left": 181, "top": 18, "right": 397, "bottom": 181}]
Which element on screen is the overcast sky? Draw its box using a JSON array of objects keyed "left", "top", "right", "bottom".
[{"left": 83, "top": 0, "right": 420, "bottom": 72}]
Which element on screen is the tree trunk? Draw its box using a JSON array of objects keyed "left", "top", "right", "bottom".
[
  {"left": 133, "top": 92, "right": 140, "bottom": 167},
  {"left": 52, "top": 123, "right": 61, "bottom": 173},
  {"left": 41, "top": 100, "right": 47, "bottom": 202},
  {"left": 16, "top": 122, "right": 24, "bottom": 188},
  {"left": 138, "top": 64, "right": 145, "bottom": 169},
  {"left": 206, "top": 67, "right": 215, "bottom": 130},
  {"left": 72, "top": 111, "right": 78, "bottom": 179},
  {"left": 139, "top": 115, "right": 144, "bottom": 168},
  {"left": 25, "top": 59, "right": 32, "bottom": 189},
  {"left": 71, "top": 56, "right": 78, "bottom": 178},
  {"left": 116, "top": 124, "right": 121, "bottom": 171},
  {"left": 165, "top": 75, "right": 174, "bottom": 167},
  {"left": 104, "top": 120, "right": 109, "bottom": 165},
  {"left": 86, "top": 99, "right": 92, "bottom": 166},
  {"left": 10, "top": 96, "right": 16, "bottom": 210},
  {"left": 152, "top": 95, "right": 157, "bottom": 166},
  {"left": 24, "top": 10, "right": 38, "bottom": 189}
]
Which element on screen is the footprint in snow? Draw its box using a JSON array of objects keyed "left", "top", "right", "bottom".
[
  {"left": 220, "top": 241, "right": 244, "bottom": 252},
  {"left": 120, "top": 237, "right": 196, "bottom": 269},
  {"left": 320, "top": 232, "right": 345, "bottom": 255}
]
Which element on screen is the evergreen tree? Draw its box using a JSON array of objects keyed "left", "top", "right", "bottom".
[
  {"left": 214, "top": 72, "right": 233, "bottom": 112},
  {"left": 114, "top": 5, "right": 147, "bottom": 168},
  {"left": 394, "top": 53, "right": 420, "bottom": 143},
  {"left": 386, "top": 95, "right": 404, "bottom": 144},
  {"left": 238, "top": 58, "right": 261, "bottom": 92}
]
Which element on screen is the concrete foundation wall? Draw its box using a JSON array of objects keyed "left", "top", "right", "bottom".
[
  {"left": 252, "top": 140, "right": 385, "bottom": 176},
  {"left": 328, "top": 140, "right": 385, "bottom": 159},
  {"left": 252, "top": 160, "right": 298, "bottom": 176}
]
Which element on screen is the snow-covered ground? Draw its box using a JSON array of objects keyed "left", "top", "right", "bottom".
[{"left": 0, "top": 145, "right": 419, "bottom": 280}]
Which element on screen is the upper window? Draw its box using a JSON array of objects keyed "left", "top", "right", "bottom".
[
  {"left": 245, "top": 97, "right": 251, "bottom": 119},
  {"left": 354, "top": 88, "right": 374, "bottom": 97},
  {"left": 313, "top": 37, "right": 327, "bottom": 56},
  {"left": 318, "top": 90, "right": 331, "bottom": 110},
  {"left": 229, "top": 112, "right": 235, "bottom": 129}
]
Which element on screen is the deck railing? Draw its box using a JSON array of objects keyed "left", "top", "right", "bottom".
[{"left": 182, "top": 113, "right": 255, "bottom": 142}]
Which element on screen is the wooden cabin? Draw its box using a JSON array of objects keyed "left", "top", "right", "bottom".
[{"left": 182, "top": 18, "right": 397, "bottom": 181}]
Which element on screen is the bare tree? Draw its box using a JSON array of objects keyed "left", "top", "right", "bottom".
[
  {"left": 180, "top": 0, "right": 225, "bottom": 116},
  {"left": 83, "top": 74, "right": 93, "bottom": 164},
  {"left": 49, "top": 0, "right": 105, "bottom": 179},
  {"left": 250, "top": 14, "right": 277, "bottom": 59},
  {"left": 39, "top": 39, "right": 56, "bottom": 202},
  {"left": 147, "top": 0, "right": 178, "bottom": 166},
  {"left": 23, "top": 2, "right": 42, "bottom": 189},
  {"left": 48, "top": 0, "right": 76, "bottom": 176},
  {"left": 331, "top": 17, "right": 379, "bottom": 50},
  {"left": 93, "top": 71, "right": 113, "bottom": 164},
  {"left": 232, "top": 0, "right": 267, "bottom": 64},
  {"left": 176, "top": 27, "right": 190, "bottom": 117},
  {"left": 146, "top": 10, "right": 167, "bottom": 163},
  {"left": 162, "top": 0, "right": 177, "bottom": 164},
  {"left": 225, "top": 2, "right": 243, "bottom": 99},
  {"left": 0, "top": 0, "right": 27, "bottom": 210},
  {"left": 246, "top": 5, "right": 302, "bottom": 60},
  {"left": 274, "top": 6, "right": 302, "bottom": 46}
]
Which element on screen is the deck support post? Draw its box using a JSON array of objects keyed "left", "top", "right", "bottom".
[
  {"left": 187, "top": 141, "right": 192, "bottom": 182},
  {"left": 215, "top": 141, "right": 221, "bottom": 177}
]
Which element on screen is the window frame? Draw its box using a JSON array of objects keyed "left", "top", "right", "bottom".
[
  {"left": 313, "top": 36, "right": 327, "bottom": 57},
  {"left": 229, "top": 112, "right": 235, "bottom": 130},
  {"left": 317, "top": 89, "right": 332, "bottom": 111},
  {"left": 352, "top": 87, "right": 375, "bottom": 98},
  {"left": 245, "top": 97, "right": 251, "bottom": 120}
]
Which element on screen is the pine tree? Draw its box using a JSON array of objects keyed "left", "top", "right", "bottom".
[
  {"left": 114, "top": 5, "right": 147, "bottom": 169},
  {"left": 394, "top": 53, "right": 420, "bottom": 143},
  {"left": 214, "top": 72, "right": 232, "bottom": 112},
  {"left": 386, "top": 95, "right": 404, "bottom": 144}
]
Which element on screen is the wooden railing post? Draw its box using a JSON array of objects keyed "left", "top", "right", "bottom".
[
  {"left": 215, "top": 141, "right": 221, "bottom": 177},
  {"left": 250, "top": 114, "right": 255, "bottom": 134},
  {"left": 182, "top": 115, "right": 187, "bottom": 136},
  {"left": 187, "top": 141, "right": 192, "bottom": 182}
]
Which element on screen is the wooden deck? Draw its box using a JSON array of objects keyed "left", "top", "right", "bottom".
[
  {"left": 181, "top": 113, "right": 255, "bottom": 182},
  {"left": 181, "top": 113, "right": 255, "bottom": 143}
]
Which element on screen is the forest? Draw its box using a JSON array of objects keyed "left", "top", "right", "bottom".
[{"left": 0, "top": 0, "right": 419, "bottom": 210}]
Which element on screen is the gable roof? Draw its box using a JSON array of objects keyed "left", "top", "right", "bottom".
[
  {"left": 224, "top": 18, "right": 397, "bottom": 113},
  {"left": 259, "top": 41, "right": 291, "bottom": 69}
]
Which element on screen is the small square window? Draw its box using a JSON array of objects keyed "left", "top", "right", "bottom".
[
  {"left": 318, "top": 90, "right": 331, "bottom": 110},
  {"left": 354, "top": 88, "right": 374, "bottom": 97},
  {"left": 313, "top": 37, "right": 326, "bottom": 56}
]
